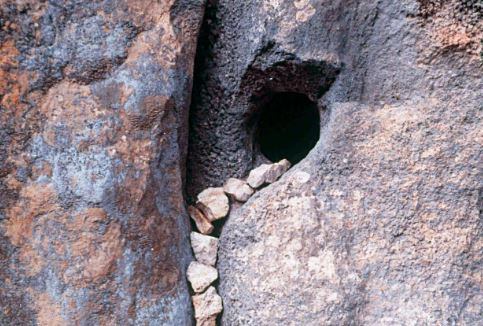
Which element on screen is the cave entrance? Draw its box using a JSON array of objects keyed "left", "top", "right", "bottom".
[{"left": 256, "top": 92, "right": 320, "bottom": 165}]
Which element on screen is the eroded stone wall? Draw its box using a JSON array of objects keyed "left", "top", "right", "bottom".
[{"left": 186, "top": 0, "right": 482, "bottom": 325}]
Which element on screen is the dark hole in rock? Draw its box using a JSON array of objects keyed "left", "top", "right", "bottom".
[{"left": 256, "top": 92, "right": 320, "bottom": 164}]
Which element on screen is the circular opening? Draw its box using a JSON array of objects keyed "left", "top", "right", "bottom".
[{"left": 256, "top": 92, "right": 320, "bottom": 165}]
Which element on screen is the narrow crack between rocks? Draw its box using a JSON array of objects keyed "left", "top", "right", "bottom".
[{"left": 184, "top": 2, "right": 340, "bottom": 324}]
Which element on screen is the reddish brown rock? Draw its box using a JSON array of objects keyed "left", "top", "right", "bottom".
[
  {"left": 189, "top": 205, "right": 214, "bottom": 235},
  {"left": 0, "top": 0, "right": 206, "bottom": 324}
]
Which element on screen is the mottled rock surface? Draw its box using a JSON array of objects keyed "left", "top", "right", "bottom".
[
  {"left": 0, "top": 0, "right": 205, "bottom": 324},
  {"left": 187, "top": 0, "right": 482, "bottom": 325},
  {"left": 191, "top": 232, "right": 219, "bottom": 266}
]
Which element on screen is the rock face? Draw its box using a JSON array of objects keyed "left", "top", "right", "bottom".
[
  {"left": 187, "top": 0, "right": 482, "bottom": 325},
  {"left": 0, "top": 0, "right": 205, "bottom": 324},
  {"left": 1, "top": 0, "right": 482, "bottom": 325}
]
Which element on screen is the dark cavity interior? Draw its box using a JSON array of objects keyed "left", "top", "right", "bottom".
[{"left": 256, "top": 92, "right": 320, "bottom": 165}]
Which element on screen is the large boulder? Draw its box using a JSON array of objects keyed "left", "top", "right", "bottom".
[
  {"left": 0, "top": 0, "right": 205, "bottom": 324},
  {"left": 187, "top": 0, "right": 482, "bottom": 325}
]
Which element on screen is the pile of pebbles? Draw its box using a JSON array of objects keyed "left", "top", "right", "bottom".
[{"left": 186, "top": 159, "right": 291, "bottom": 325}]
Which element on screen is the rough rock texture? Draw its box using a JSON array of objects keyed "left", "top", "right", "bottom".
[
  {"left": 265, "top": 159, "right": 291, "bottom": 183},
  {"left": 189, "top": 205, "right": 215, "bottom": 235},
  {"left": 196, "top": 315, "right": 217, "bottom": 326},
  {"left": 0, "top": 0, "right": 205, "bottom": 324},
  {"left": 192, "top": 286, "right": 223, "bottom": 320},
  {"left": 187, "top": 262, "right": 218, "bottom": 293},
  {"left": 223, "top": 178, "right": 254, "bottom": 202},
  {"left": 246, "top": 164, "right": 273, "bottom": 189},
  {"left": 187, "top": 0, "right": 482, "bottom": 325},
  {"left": 196, "top": 187, "right": 230, "bottom": 221},
  {"left": 191, "top": 232, "right": 219, "bottom": 266}
]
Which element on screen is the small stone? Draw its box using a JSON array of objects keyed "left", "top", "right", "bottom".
[
  {"left": 188, "top": 206, "right": 214, "bottom": 235},
  {"left": 196, "top": 315, "right": 217, "bottom": 326},
  {"left": 277, "top": 158, "right": 291, "bottom": 171},
  {"left": 187, "top": 262, "right": 218, "bottom": 293},
  {"left": 265, "top": 159, "right": 291, "bottom": 183},
  {"left": 191, "top": 232, "right": 219, "bottom": 266},
  {"left": 246, "top": 164, "right": 272, "bottom": 188},
  {"left": 196, "top": 187, "right": 229, "bottom": 221},
  {"left": 192, "top": 286, "right": 223, "bottom": 319},
  {"left": 223, "top": 178, "right": 254, "bottom": 202}
]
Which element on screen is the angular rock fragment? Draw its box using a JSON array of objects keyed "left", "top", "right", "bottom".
[
  {"left": 265, "top": 159, "right": 292, "bottom": 183},
  {"left": 187, "top": 262, "right": 218, "bottom": 293},
  {"left": 247, "top": 159, "right": 291, "bottom": 188},
  {"left": 223, "top": 178, "right": 254, "bottom": 202},
  {"left": 191, "top": 232, "right": 219, "bottom": 266},
  {"left": 278, "top": 159, "right": 292, "bottom": 172},
  {"left": 192, "top": 286, "right": 223, "bottom": 320},
  {"left": 196, "top": 187, "right": 229, "bottom": 221},
  {"left": 189, "top": 205, "right": 214, "bottom": 235},
  {"left": 246, "top": 164, "right": 272, "bottom": 188},
  {"left": 196, "top": 315, "right": 217, "bottom": 326}
]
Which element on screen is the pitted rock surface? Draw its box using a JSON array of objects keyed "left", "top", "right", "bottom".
[
  {"left": 0, "top": 0, "right": 206, "bottom": 324},
  {"left": 188, "top": 0, "right": 481, "bottom": 325}
]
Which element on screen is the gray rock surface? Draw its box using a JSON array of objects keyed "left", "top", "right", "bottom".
[
  {"left": 0, "top": 0, "right": 206, "bottom": 324},
  {"left": 187, "top": 0, "right": 482, "bottom": 325}
]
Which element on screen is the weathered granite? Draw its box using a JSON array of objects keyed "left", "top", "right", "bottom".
[{"left": 187, "top": 0, "right": 482, "bottom": 325}]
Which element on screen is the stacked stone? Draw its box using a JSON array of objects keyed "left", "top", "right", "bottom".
[{"left": 187, "top": 159, "right": 291, "bottom": 325}]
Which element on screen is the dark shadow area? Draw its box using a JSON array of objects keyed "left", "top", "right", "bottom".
[{"left": 256, "top": 92, "right": 320, "bottom": 164}]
